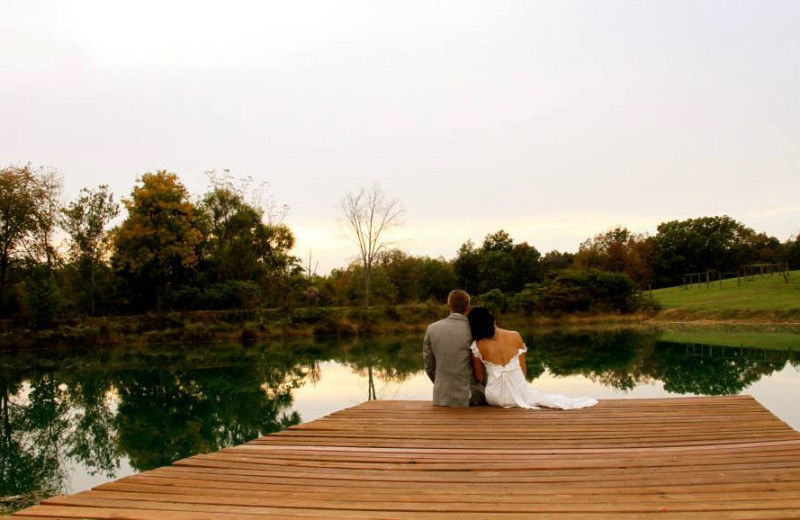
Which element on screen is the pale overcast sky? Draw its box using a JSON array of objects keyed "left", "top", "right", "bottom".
[{"left": 2, "top": 1, "right": 799, "bottom": 273}]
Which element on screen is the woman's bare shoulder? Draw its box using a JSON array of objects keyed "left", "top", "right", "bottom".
[
  {"left": 497, "top": 327, "right": 522, "bottom": 338},
  {"left": 505, "top": 329, "right": 524, "bottom": 346}
]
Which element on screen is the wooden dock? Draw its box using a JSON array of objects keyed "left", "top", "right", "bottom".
[{"left": 13, "top": 395, "right": 800, "bottom": 519}]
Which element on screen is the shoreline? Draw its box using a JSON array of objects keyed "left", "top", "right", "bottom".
[{"left": 2, "top": 305, "right": 799, "bottom": 350}]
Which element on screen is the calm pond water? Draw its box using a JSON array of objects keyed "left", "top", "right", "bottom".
[{"left": 2, "top": 324, "right": 799, "bottom": 513}]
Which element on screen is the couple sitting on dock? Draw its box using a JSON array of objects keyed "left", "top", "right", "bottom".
[{"left": 423, "top": 289, "right": 597, "bottom": 410}]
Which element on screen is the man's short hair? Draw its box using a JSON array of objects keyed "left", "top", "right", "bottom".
[{"left": 447, "top": 289, "right": 470, "bottom": 314}]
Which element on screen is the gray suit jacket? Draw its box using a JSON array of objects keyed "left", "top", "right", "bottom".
[{"left": 423, "top": 313, "right": 486, "bottom": 407}]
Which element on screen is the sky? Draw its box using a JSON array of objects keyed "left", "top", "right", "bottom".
[{"left": 2, "top": 1, "right": 799, "bottom": 273}]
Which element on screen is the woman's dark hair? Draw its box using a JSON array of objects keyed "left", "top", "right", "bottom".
[{"left": 468, "top": 306, "right": 496, "bottom": 341}]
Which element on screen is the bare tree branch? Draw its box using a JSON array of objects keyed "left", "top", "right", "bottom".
[{"left": 339, "top": 184, "right": 404, "bottom": 306}]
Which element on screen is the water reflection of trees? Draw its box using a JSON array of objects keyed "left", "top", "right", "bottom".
[
  {"left": 0, "top": 343, "right": 313, "bottom": 511},
  {"left": 523, "top": 327, "right": 798, "bottom": 396},
  {"left": 524, "top": 328, "right": 660, "bottom": 390},
  {"left": 1, "top": 337, "right": 430, "bottom": 509},
  {"left": 336, "top": 337, "right": 423, "bottom": 400},
  {"left": 2, "top": 329, "right": 798, "bottom": 513},
  {"left": 0, "top": 374, "right": 68, "bottom": 511},
  {"left": 114, "top": 357, "right": 306, "bottom": 471},
  {"left": 649, "top": 342, "right": 791, "bottom": 395}
]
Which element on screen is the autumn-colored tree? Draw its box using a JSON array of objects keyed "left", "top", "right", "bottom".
[
  {"left": 742, "top": 232, "right": 782, "bottom": 264},
  {"left": 61, "top": 185, "right": 119, "bottom": 315},
  {"left": 0, "top": 164, "right": 62, "bottom": 309},
  {"left": 112, "top": 171, "right": 203, "bottom": 313},
  {"left": 574, "top": 227, "right": 655, "bottom": 288}
]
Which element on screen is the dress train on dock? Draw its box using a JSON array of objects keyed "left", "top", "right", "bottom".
[{"left": 471, "top": 342, "right": 598, "bottom": 410}]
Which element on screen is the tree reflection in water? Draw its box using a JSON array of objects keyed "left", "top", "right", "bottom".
[
  {"left": 0, "top": 374, "right": 69, "bottom": 511},
  {"left": 335, "top": 337, "right": 424, "bottom": 400},
  {"left": 523, "top": 328, "right": 659, "bottom": 390},
  {"left": 651, "top": 342, "right": 792, "bottom": 395},
  {"left": 523, "top": 327, "right": 799, "bottom": 395},
  {"left": 0, "top": 343, "right": 312, "bottom": 512},
  {"left": 1, "top": 328, "right": 798, "bottom": 513}
]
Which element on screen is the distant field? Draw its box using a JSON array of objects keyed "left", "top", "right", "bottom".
[{"left": 653, "top": 270, "right": 800, "bottom": 311}]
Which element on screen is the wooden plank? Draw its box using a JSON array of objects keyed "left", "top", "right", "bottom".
[
  {"left": 41, "top": 490, "right": 800, "bottom": 513},
  {"left": 96, "top": 481, "right": 800, "bottom": 504},
  {"left": 119, "top": 473, "right": 800, "bottom": 495},
  {"left": 16, "top": 504, "right": 800, "bottom": 520},
  {"left": 11, "top": 396, "right": 800, "bottom": 519}
]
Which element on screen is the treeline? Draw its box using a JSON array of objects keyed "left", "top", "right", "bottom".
[
  {"left": 2, "top": 164, "right": 799, "bottom": 328},
  {"left": 1, "top": 165, "right": 303, "bottom": 327},
  {"left": 326, "top": 221, "right": 799, "bottom": 315}
]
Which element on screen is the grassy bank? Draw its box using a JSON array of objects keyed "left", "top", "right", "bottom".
[
  {"left": 651, "top": 270, "right": 800, "bottom": 323},
  {"left": 0, "top": 304, "right": 443, "bottom": 349},
  {"left": 0, "top": 305, "right": 653, "bottom": 350},
  {"left": 5, "top": 268, "right": 799, "bottom": 349}
]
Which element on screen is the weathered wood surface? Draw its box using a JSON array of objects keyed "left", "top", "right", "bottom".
[{"left": 13, "top": 395, "right": 800, "bottom": 519}]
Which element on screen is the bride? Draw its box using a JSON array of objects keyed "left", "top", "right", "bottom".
[{"left": 467, "top": 306, "right": 597, "bottom": 410}]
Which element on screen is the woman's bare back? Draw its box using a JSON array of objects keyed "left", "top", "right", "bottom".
[{"left": 475, "top": 328, "right": 525, "bottom": 366}]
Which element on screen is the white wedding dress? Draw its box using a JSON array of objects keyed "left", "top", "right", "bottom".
[{"left": 470, "top": 342, "right": 598, "bottom": 410}]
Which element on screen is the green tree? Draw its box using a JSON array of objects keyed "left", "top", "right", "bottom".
[
  {"left": 200, "top": 184, "right": 261, "bottom": 282},
  {"left": 653, "top": 216, "right": 756, "bottom": 286},
  {"left": 510, "top": 242, "right": 543, "bottom": 291},
  {"left": 112, "top": 171, "right": 203, "bottom": 313},
  {"left": 787, "top": 234, "right": 800, "bottom": 269},
  {"left": 258, "top": 223, "right": 302, "bottom": 308},
  {"left": 199, "top": 179, "right": 299, "bottom": 289},
  {"left": 346, "top": 264, "right": 396, "bottom": 305},
  {"left": 455, "top": 231, "right": 542, "bottom": 294},
  {"left": 538, "top": 269, "right": 638, "bottom": 314},
  {"left": 61, "top": 185, "right": 119, "bottom": 315},
  {"left": 0, "top": 165, "right": 61, "bottom": 310},
  {"left": 477, "top": 231, "right": 516, "bottom": 293},
  {"left": 478, "top": 288, "right": 508, "bottom": 314},
  {"left": 417, "top": 257, "right": 457, "bottom": 302},
  {"left": 477, "top": 250, "right": 516, "bottom": 293},
  {"left": 15, "top": 265, "right": 62, "bottom": 328},
  {"left": 454, "top": 240, "right": 480, "bottom": 292},
  {"left": 482, "top": 230, "right": 513, "bottom": 253},
  {"left": 540, "top": 250, "right": 574, "bottom": 274},
  {"left": 378, "top": 249, "right": 420, "bottom": 303},
  {"left": 319, "top": 267, "right": 359, "bottom": 306}
]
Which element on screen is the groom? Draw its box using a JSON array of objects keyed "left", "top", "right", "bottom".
[{"left": 423, "top": 289, "right": 486, "bottom": 407}]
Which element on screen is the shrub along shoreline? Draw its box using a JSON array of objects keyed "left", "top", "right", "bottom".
[
  {"left": 2, "top": 303, "right": 798, "bottom": 351},
  {"left": 0, "top": 304, "right": 650, "bottom": 350}
]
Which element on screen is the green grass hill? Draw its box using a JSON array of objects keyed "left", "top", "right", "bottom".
[{"left": 652, "top": 270, "right": 800, "bottom": 321}]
